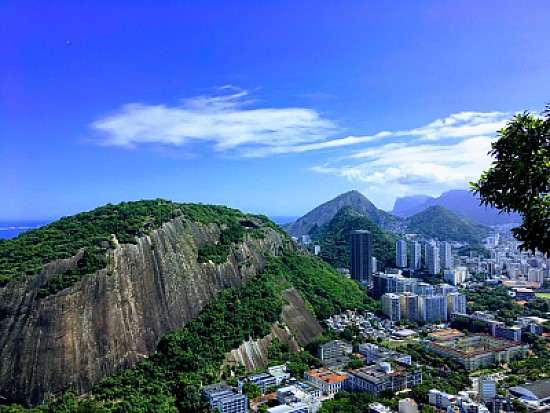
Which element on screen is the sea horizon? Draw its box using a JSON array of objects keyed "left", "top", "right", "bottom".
[{"left": 0, "top": 216, "right": 298, "bottom": 240}]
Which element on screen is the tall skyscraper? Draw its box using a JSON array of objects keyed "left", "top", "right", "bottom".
[
  {"left": 439, "top": 242, "right": 453, "bottom": 270},
  {"left": 410, "top": 241, "right": 422, "bottom": 271},
  {"left": 419, "top": 295, "right": 447, "bottom": 322},
  {"left": 447, "top": 292, "right": 467, "bottom": 314},
  {"left": 381, "top": 293, "right": 401, "bottom": 321},
  {"left": 350, "top": 230, "right": 373, "bottom": 284},
  {"left": 396, "top": 240, "right": 408, "bottom": 268},
  {"left": 425, "top": 243, "right": 440, "bottom": 275}
]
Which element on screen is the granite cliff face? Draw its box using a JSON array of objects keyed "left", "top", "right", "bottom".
[
  {"left": 0, "top": 216, "right": 287, "bottom": 406},
  {"left": 223, "top": 287, "right": 323, "bottom": 372}
]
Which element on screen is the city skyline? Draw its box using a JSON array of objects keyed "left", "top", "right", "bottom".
[{"left": 3, "top": 2, "right": 550, "bottom": 220}]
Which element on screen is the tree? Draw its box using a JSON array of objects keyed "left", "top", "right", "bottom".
[
  {"left": 471, "top": 105, "right": 550, "bottom": 254},
  {"left": 241, "top": 381, "right": 262, "bottom": 399}
]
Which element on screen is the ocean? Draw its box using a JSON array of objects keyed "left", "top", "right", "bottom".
[
  {"left": 0, "top": 217, "right": 296, "bottom": 240},
  {"left": 0, "top": 221, "right": 51, "bottom": 240},
  {"left": 268, "top": 216, "right": 298, "bottom": 225}
]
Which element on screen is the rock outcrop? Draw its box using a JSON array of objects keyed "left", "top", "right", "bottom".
[
  {"left": 0, "top": 217, "right": 287, "bottom": 406},
  {"left": 223, "top": 287, "right": 323, "bottom": 372}
]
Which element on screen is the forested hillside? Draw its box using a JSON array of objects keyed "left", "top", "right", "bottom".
[
  {"left": 311, "top": 206, "right": 398, "bottom": 268},
  {"left": 406, "top": 205, "right": 489, "bottom": 243},
  {"left": 0, "top": 201, "right": 376, "bottom": 412},
  {"left": 0, "top": 199, "right": 273, "bottom": 295},
  {"left": 1, "top": 250, "right": 376, "bottom": 412},
  {"left": 285, "top": 190, "right": 399, "bottom": 237}
]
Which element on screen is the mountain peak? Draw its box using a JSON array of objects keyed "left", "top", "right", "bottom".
[
  {"left": 392, "top": 189, "right": 519, "bottom": 225},
  {"left": 284, "top": 190, "right": 391, "bottom": 237},
  {"left": 406, "top": 204, "right": 489, "bottom": 243}
]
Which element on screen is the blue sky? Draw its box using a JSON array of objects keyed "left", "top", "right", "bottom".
[{"left": 2, "top": 1, "right": 550, "bottom": 220}]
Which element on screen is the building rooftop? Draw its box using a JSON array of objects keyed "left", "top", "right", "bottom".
[
  {"left": 428, "top": 329, "right": 465, "bottom": 340},
  {"left": 306, "top": 368, "right": 347, "bottom": 384},
  {"left": 511, "top": 379, "right": 550, "bottom": 401},
  {"left": 425, "top": 334, "right": 526, "bottom": 358}
]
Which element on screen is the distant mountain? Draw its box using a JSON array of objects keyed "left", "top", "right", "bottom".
[
  {"left": 392, "top": 189, "right": 520, "bottom": 225},
  {"left": 284, "top": 190, "right": 398, "bottom": 237},
  {"left": 406, "top": 205, "right": 490, "bottom": 243},
  {"left": 311, "top": 206, "right": 399, "bottom": 269},
  {"left": 392, "top": 195, "right": 431, "bottom": 216}
]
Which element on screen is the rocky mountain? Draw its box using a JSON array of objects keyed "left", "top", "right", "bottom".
[
  {"left": 311, "top": 206, "right": 398, "bottom": 269},
  {"left": 0, "top": 207, "right": 287, "bottom": 406},
  {"left": 0, "top": 200, "right": 372, "bottom": 409},
  {"left": 406, "top": 205, "right": 490, "bottom": 243},
  {"left": 392, "top": 189, "right": 519, "bottom": 225},
  {"left": 284, "top": 190, "right": 398, "bottom": 237},
  {"left": 392, "top": 195, "right": 431, "bottom": 216}
]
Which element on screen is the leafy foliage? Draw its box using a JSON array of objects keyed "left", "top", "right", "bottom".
[
  {"left": 464, "top": 286, "right": 550, "bottom": 324},
  {"left": 457, "top": 244, "right": 490, "bottom": 258},
  {"left": 0, "top": 199, "right": 184, "bottom": 286},
  {"left": 311, "top": 206, "right": 398, "bottom": 269},
  {"left": 406, "top": 206, "right": 489, "bottom": 243},
  {"left": 2, "top": 201, "right": 377, "bottom": 412},
  {"left": 197, "top": 220, "right": 245, "bottom": 264},
  {"left": 0, "top": 200, "right": 271, "bottom": 296},
  {"left": 8, "top": 248, "right": 371, "bottom": 412},
  {"left": 471, "top": 105, "right": 550, "bottom": 254}
]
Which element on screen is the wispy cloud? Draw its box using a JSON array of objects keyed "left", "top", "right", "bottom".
[
  {"left": 91, "top": 87, "right": 338, "bottom": 156},
  {"left": 401, "top": 111, "right": 508, "bottom": 141},
  {"left": 90, "top": 87, "right": 513, "bottom": 206}
]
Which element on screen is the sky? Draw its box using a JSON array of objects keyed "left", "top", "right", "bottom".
[{"left": 2, "top": 1, "right": 550, "bottom": 220}]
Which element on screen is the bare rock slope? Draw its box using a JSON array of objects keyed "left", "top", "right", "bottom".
[{"left": 0, "top": 217, "right": 287, "bottom": 406}]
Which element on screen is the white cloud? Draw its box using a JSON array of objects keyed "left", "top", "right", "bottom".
[
  {"left": 90, "top": 88, "right": 513, "bottom": 209},
  {"left": 403, "top": 111, "right": 508, "bottom": 141},
  {"left": 91, "top": 88, "right": 338, "bottom": 156},
  {"left": 311, "top": 135, "right": 498, "bottom": 209}
]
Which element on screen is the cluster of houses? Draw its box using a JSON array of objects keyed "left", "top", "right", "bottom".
[{"left": 202, "top": 336, "right": 422, "bottom": 413}]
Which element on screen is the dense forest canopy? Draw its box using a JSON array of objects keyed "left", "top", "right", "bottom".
[
  {"left": 1, "top": 249, "right": 377, "bottom": 412},
  {"left": 311, "top": 206, "right": 398, "bottom": 268},
  {"left": 405, "top": 205, "right": 489, "bottom": 243},
  {"left": 0, "top": 199, "right": 275, "bottom": 291}
]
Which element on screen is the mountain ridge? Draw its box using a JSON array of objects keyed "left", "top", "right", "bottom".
[
  {"left": 406, "top": 205, "right": 490, "bottom": 243},
  {"left": 284, "top": 190, "right": 398, "bottom": 237},
  {"left": 392, "top": 189, "right": 520, "bottom": 225},
  {"left": 0, "top": 200, "right": 375, "bottom": 409}
]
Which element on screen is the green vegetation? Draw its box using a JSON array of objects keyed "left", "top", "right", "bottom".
[
  {"left": 536, "top": 292, "right": 550, "bottom": 299},
  {"left": 310, "top": 206, "right": 398, "bottom": 269},
  {"left": 0, "top": 199, "right": 274, "bottom": 297},
  {"left": 399, "top": 343, "right": 471, "bottom": 403},
  {"left": 37, "top": 248, "right": 109, "bottom": 298},
  {"left": 464, "top": 286, "right": 550, "bottom": 324},
  {"left": 406, "top": 205, "right": 489, "bottom": 243},
  {"left": 471, "top": 105, "right": 550, "bottom": 254},
  {"left": 318, "top": 391, "right": 396, "bottom": 413},
  {"left": 457, "top": 244, "right": 490, "bottom": 258},
  {"left": 3, "top": 244, "right": 375, "bottom": 412},
  {"left": 197, "top": 220, "right": 246, "bottom": 264},
  {"left": 0, "top": 200, "right": 183, "bottom": 286}
]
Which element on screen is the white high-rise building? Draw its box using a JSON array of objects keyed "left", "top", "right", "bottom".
[
  {"left": 396, "top": 240, "right": 408, "bottom": 268},
  {"left": 447, "top": 292, "right": 467, "bottom": 314},
  {"left": 410, "top": 241, "right": 422, "bottom": 271},
  {"left": 425, "top": 243, "right": 440, "bottom": 275},
  {"left": 419, "top": 295, "right": 447, "bottom": 322},
  {"left": 400, "top": 292, "right": 419, "bottom": 321},
  {"left": 444, "top": 267, "right": 468, "bottom": 286},
  {"left": 381, "top": 293, "right": 402, "bottom": 321},
  {"left": 440, "top": 242, "right": 453, "bottom": 270}
]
